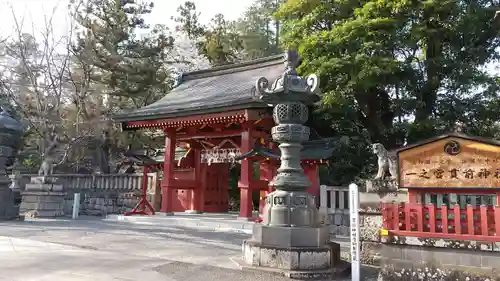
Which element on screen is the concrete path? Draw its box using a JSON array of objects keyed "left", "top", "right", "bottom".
[
  {"left": 105, "top": 213, "right": 351, "bottom": 250},
  {"left": 0, "top": 216, "right": 374, "bottom": 281}
]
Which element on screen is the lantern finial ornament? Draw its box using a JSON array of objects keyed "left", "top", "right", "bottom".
[
  {"left": 283, "top": 49, "right": 299, "bottom": 75},
  {"left": 254, "top": 51, "right": 320, "bottom": 105}
]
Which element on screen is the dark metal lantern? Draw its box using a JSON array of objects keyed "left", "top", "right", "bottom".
[{"left": 0, "top": 110, "right": 23, "bottom": 176}]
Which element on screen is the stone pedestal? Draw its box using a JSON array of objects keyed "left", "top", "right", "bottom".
[
  {"left": 0, "top": 177, "right": 20, "bottom": 220},
  {"left": 20, "top": 176, "right": 65, "bottom": 218},
  {"left": 238, "top": 224, "right": 349, "bottom": 278}
]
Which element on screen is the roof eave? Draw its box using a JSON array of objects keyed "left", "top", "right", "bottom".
[
  {"left": 395, "top": 132, "right": 500, "bottom": 155},
  {"left": 116, "top": 101, "right": 270, "bottom": 129}
]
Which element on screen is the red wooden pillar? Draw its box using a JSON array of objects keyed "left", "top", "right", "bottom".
[
  {"left": 304, "top": 164, "right": 320, "bottom": 195},
  {"left": 258, "top": 162, "right": 271, "bottom": 215},
  {"left": 304, "top": 164, "right": 320, "bottom": 207},
  {"left": 238, "top": 130, "right": 254, "bottom": 219},
  {"left": 199, "top": 163, "right": 207, "bottom": 211},
  {"left": 189, "top": 147, "right": 204, "bottom": 213},
  {"left": 496, "top": 191, "right": 500, "bottom": 207},
  {"left": 268, "top": 142, "right": 277, "bottom": 195},
  {"left": 161, "top": 128, "right": 176, "bottom": 214}
]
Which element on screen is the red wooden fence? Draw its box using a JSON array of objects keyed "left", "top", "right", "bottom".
[{"left": 381, "top": 203, "right": 500, "bottom": 242}]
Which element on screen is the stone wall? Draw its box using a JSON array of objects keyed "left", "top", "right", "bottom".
[
  {"left": 357, "top": 190, "right": 408, "bottom": 266},
  {"left": 63, "top": 190, "right": 157, "bottom": 216},
  {"left": 16, "top": 173, "right": 160, "bottom": 217},
  {"left": 379, "top": 239, "right": 500, "bottom": 281},
  {"left": 320, "top": 183, "right": 409, "bottom": 266}
]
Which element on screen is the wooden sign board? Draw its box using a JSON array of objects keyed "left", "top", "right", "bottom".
[{"left": 398, "top": 137, "right": 500, "bottom": 188}]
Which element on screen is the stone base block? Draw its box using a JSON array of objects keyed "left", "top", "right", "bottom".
[
  {"left": 232, "top": 257, "right": 350, "bottom": 279},
  {"left": 242, "top": 240, "right": 342, "bottom": 270},
  {"left": 30, "top": 176, "right": 59, "bottom": 184},
  {"left": 20, "top": 190, "right": 66, "bottom": 218},
  {"left": 24, "top": 210, "right": 65, "bottom": 218},
  {"left": 184, "top": 210, "right": 202, "bottom": 214},
  {"left": 0, "top": 185, "right": 20, "bottom": 220},
  {"left": 237, "top": 240, "right": 349, "bottom": 279},
  {"left": 25, "top": 183, "right": 63, "bottom": 192},
  {"left": 251, "top": 224, "right": 329, "bottom": 248},
  {"left": 365, "top": 179, "right": 398, "bottom": 192}
]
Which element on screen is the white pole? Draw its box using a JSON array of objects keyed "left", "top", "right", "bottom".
[
  {"left": 349, "top": 183, "right": 361, "bottom": 281},
  {"left": 72, "top": 193, "right": 80, "bottom": 220}
]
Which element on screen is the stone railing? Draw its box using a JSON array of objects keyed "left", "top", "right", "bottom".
[
  {"left": 16, "top": 173, "right": 160, "bottom": 216},
  {"left": 319, "top": 185, "right": 350, "bottom": 237}
]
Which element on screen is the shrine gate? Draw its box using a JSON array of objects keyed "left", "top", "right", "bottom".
[{"left": 114, "top": 55, "right": 333, "bottom": 219}]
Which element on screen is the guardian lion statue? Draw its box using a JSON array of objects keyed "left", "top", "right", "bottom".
[{"left": 372, "top": 143, "right": 398, "bottom": 180}]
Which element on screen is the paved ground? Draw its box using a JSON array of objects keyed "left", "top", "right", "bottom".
[{"left": 0, "top": 216, "right": 378, "bottom": 281}]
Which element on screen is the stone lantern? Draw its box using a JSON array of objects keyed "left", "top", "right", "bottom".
[
  {"left": 0, "top": 107, "right": 24, "bottom": 220},
  {"left": 238, "top": 51, "right": 347, "bottom": 278}
]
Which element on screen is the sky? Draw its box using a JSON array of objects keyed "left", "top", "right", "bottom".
[{"left": 0, "top": 0, "right": 254, "bottom": 41}]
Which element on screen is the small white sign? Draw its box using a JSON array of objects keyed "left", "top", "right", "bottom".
[
  {"left": 349, "top": 183, "right": 360, "bottom": 281},
  {"left": 72, "top": 193, "right": 80, "bottom": 220}
]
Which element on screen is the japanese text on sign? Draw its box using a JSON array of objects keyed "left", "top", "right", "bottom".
[{"left": 405, "top": 168, "right": 500, "bottom": 180}]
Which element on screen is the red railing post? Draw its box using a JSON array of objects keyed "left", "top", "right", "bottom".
[
  {"left": 479, "top": 205, "right": 488, "bottom": 236},
  {"left": 495, "top": 205, "right": 500, "bottom": 237},
  {"left": 442, "top": 205, "right": 449, "bottom": 234},
  {"left": 393, "top": 203, "right": 400, "bottom": 230},
  {"left": 428, "top": 204, "right": 436, "bottom": 233},
  {"left": 416, "top": 204, "right": 424, "bottom": 232},
  {"left": 405, "top": 203, "right": 411, "bottom": 231},
  {"left": 454, "top": 204, "right": 462, "bottom": 234},
  {"left": 466, "top": 205, "right": 474, "bottom": 235}
]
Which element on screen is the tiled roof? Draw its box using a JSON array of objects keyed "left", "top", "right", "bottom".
[{"left": 114, "top": 55, "right": 285, "bottom": 122}]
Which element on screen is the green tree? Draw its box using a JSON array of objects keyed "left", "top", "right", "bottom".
[
  {"left": 276, "top": 0, "right": 500, "bottom": 145},
  {"left": 173, "top": 2, "right": 243, "bottom": 66},
  {"left": 199, "top": 14, "right": 244, "bottom": 66},
  {"left": 172, "top": 1, "right": 205, "bottom": 39},
  {"left": 236, "top": 0, "right": 284, "bottom": 60},
  {"left": 276, "top": 0, "right": 500, "bottom": 184},
  {"left": 70, "top": 0, "right": 181, "bottom": 171},
  {"left": 72, "top": 0, "right": 174, "bottom": 108}
]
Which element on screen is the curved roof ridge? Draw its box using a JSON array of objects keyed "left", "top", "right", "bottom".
[{"left": 180, "top": 54, "right": 284, "bottom": 82}]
